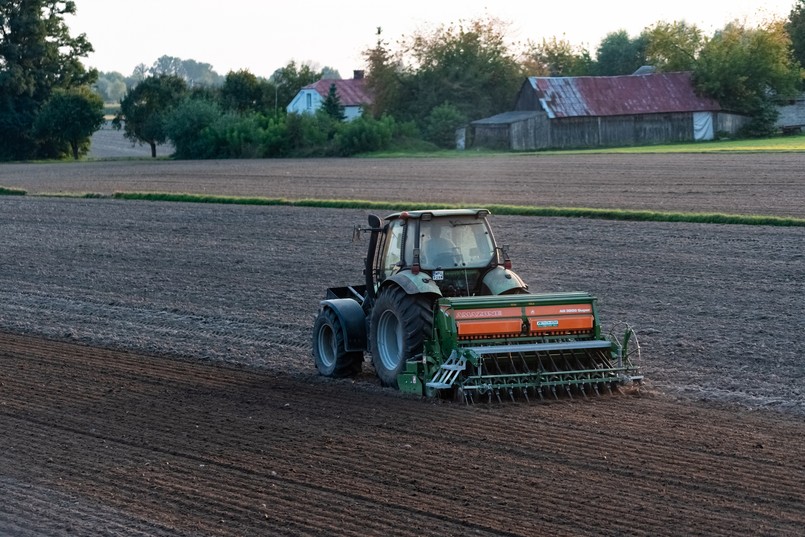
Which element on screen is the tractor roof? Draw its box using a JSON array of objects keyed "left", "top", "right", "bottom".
[{"left": 385, "top": 208, "right": 490, "bottom": 221}]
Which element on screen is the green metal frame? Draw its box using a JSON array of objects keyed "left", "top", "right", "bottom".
[{"left": 396, "top": 292, "right": 642, "bottom": 399}]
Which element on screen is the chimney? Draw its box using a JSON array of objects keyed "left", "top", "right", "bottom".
[{"left": 353, "top": 70, "right": 365, "bottom": 80}]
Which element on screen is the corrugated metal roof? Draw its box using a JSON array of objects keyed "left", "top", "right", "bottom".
[
  {"left": 471, "top": 111, "right": 540, "bottom": 125},
  {"left": 528, "top": 72, "right": 720, "bottom": 118},
  {"left": 306, "top": 77, "right": 372, "bottom": 107}
]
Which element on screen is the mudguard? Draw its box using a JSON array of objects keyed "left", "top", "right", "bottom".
[
  {"left": 482, "top": 266, "right": 529, "bottom": 295},
  {"left": 384, "top": 271, "right": 443, "bottom": 296},
  {"left": 320, "top": 298, "right": 367, "bottom": 352}
]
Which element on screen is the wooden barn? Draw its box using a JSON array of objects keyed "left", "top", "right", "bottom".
[{"left": 469, "top": 72, "right": 747, "bottom": 151}]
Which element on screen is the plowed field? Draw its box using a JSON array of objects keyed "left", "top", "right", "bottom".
[{"left": 1, "top": 155, "right": 804, "bottom": 536}]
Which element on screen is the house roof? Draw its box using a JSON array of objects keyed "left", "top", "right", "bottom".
[
  {"left": 305, "top": 78, "right": 372, "bottom": 107},
  {"left": 527, "top": 72, "right": 721, "bottom": 118}
]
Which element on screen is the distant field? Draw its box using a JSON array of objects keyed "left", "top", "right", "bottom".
[
  {"left": 88, "top": 121, "right": 174, "bottom": 159},
  {"left": 2, "top": 153, "right": 805, "bottom": 218}
]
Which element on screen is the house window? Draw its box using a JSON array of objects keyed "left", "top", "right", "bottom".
[{"left": 306, "top": 93, "right": 312, "bottom": 110}]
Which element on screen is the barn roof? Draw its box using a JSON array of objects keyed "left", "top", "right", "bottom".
[
  {"left": 527, "top": 72, "right": 721, "bottom": 118},
  {"left": 305, "top": 77, "right": 372, "bottom": 107}
]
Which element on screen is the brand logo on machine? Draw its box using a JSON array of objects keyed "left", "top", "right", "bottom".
[
  {"left": 537, "top": 320, "right": 559, "bottom": 327},
  {"left": 456, "top": 310, "right": 503, "bottom": 319}
]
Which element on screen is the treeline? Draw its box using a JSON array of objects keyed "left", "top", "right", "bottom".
[{"left": 3, "top": 1, "right": 805, "bottom": 161}]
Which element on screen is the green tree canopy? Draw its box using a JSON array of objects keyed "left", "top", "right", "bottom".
[
  {"left": 321, "top": 83, "right": 345, "bottom": 120},
  {"left": 0, "top": 0, "right": 96, "bottom": 160},
  {"left": 34, "top": 86, "right": 104, "bottom": 159},
  {"left": 594, "top": 30, "right": 648, "bottom": 75},
  {"left": 397, "top": 16, "right": 525, "bottom": 122},
  {"left": 786, "top": 0, "right": 805, "bottom": 80},
  {"left": 270, "top": 61, "right": 323, "bottom": 116},
  {"left": 113, "top": 74, "right": 188, "bottom": 157},
  {"left": 363, "top": 27, "right": 402, "bottom": 118},
  {"left": 643, "top": 21, "right": 704, "bottom": 72},
  {"left": 94, "top": 71, "right": 127, "bottom": 103},
  {"left": 523, "top": 37, "right": 593, "bottom": 76},
  {"left": 221, "top": 69, "right": 268, "bottom": 113},
  {"left": 695, "top": 20, "right": 800, "bottom": 136}
]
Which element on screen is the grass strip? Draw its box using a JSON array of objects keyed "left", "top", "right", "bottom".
[
  {"left": 110, "top": 192, "right": 805, "bottom": 227},
  {"left": 31, "top": 192, "right": 107, "bottom": 199},
  {"left": 0, "top": 186, "right": 27, "bottom": 196}
]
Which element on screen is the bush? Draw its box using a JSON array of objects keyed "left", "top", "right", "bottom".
[
  {"left": 333, "top": 115, "right": 395, "bottom": 155},
  {"left": 423, "top": 103, "right": 467, "bottom": 149},
  {"left": 164, "top": 98, "right": 222, "bottom": 158}
]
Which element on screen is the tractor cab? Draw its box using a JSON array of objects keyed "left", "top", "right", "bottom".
[{"left": 369, "top": 209, "right": 525, "bottom": 298}]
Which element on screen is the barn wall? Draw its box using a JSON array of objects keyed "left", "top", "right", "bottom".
[
  {"left": 510, "top": 115, "right": 551, "bottom": 151},
  {"left": 633, "top": 113, "right": 692, "bottom": 144},
  {"left": 548, "top": 117, "right": 601, "bottom": 149},
  {"left": 774, "top": 95, "right": 805, "bottom": 129},
  {"left": 471, "top": 125, "right": 510, "bottom": 150},
  {"left": 716, "top": 112, "right": 749, "bottom": 135},
  {"left": 550, "top": 113, "right": 697, "bottom": 149},
  {"left": 514, "top": 83, "right": 540, "bottom": 112}
]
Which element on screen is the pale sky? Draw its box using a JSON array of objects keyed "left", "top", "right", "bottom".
[{"left": 69, "top": 0, "right": 797, "bottom": 78}]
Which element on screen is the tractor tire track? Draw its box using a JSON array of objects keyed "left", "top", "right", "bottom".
[{"left": 1, "top": 332, "right": 803, "bottom": 536}]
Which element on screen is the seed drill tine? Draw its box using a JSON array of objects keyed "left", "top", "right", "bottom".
[{"left": 508, "top": 388, "right": 515, "bottom": 403}]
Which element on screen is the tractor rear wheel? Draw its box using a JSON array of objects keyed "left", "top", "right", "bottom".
[
  {"left": 370, "top": 286, "right": 433, "bottom": 388},
  {"left": 312, "top": 308, "right": 363, "bottom": 378}
]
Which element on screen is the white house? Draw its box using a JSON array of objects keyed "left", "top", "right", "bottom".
[{"left": 286, "top": 70, "right": 372, "bottom": 121}]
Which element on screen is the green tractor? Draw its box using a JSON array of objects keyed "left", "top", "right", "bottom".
[{"left": 312, "top": 209, "right": 641, "bottom": 402}]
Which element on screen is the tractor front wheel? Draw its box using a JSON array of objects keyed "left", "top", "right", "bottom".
[
  {"left": 370, "top": 286, "right": 433, "bottom": 388},
  {"left": 312, "top": 308, "right": 363, "bottom": 378}
]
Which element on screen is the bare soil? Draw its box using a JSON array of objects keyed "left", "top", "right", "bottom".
[
  {"left": 1, "top": 155, "right": 804, "bottom": 535},
  {"left": 1, "top": 153, "right": 804, "bottom": 217}
]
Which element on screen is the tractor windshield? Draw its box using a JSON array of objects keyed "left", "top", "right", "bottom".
[{"left": 418, "top": 216, "right": 494, "bottom": 270}]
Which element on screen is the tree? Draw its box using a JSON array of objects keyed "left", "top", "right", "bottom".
[
  {"left": 34, "top": 87, "right": 104, "bottom": 159},
  {"left": 695, "top": 20, "right": 800, "bottom": 136},
  {"left": 786, "top": 0, "right": 805, "bottom": 77},
  {"left": 94, "top": 71, "right": 127, "bottom": 103},
  {"left": 643, "top": 21, "right": 704, "bottom": 72},
  {"left": 163, "top": 97, "right": 222, "bottom": 159},
  {"left": 594, "top": 30, "right": 648, "bottom": 75},
  {"left": 363, "top": 27, "right": 403, "bottom": 118},
  {"left": 422, "top": 102, "right": 466, "bottom": 148},
  {"left": 221, "top": 69, "right": 267, "bottom": 113},
  {"left": 0, "top": 0, "right": 96, "bottom": 160},
  {"left": 150, "top": 55, "right": 185, "bottom": 78},
  {"left": 113, "top": 75, "right": 188, "bottom": 157},
  {"left": 399, "top": 16, "right": 525, "bottom": 122},
  {"left": 523, "top": 37, "right": 594, "bottom": 76},
  {"left": 180, "top": 59, "right": 223, "bottom": 87},
  {"left": 270, "top": 61, "right": 323, "bottom": 115},
  {"left": 321, "top": 83, "right": 345, "bottom": 120}
]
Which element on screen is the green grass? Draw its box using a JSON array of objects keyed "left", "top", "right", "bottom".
[
  {"left": 366, "top": 132, "right": 805, "bottom": 157},
  {"left": 110, "top": 192, "right": 805, "bottom": 227},
  {"left": 587, "top": 134, "right": 805, "bottom": 154},
  {"left": 0, "top": 186, "right": 27, "bottom": 196},
  {"left": 32, "top": 191, "right": 107, "bottom": 199}
]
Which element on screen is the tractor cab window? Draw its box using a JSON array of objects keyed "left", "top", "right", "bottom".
[
  {"left": 419, "top": 216, "right": 494, "bottom": 270},
  {"left": 382, "top": 219, "right": 405, "bottom": 277}
]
